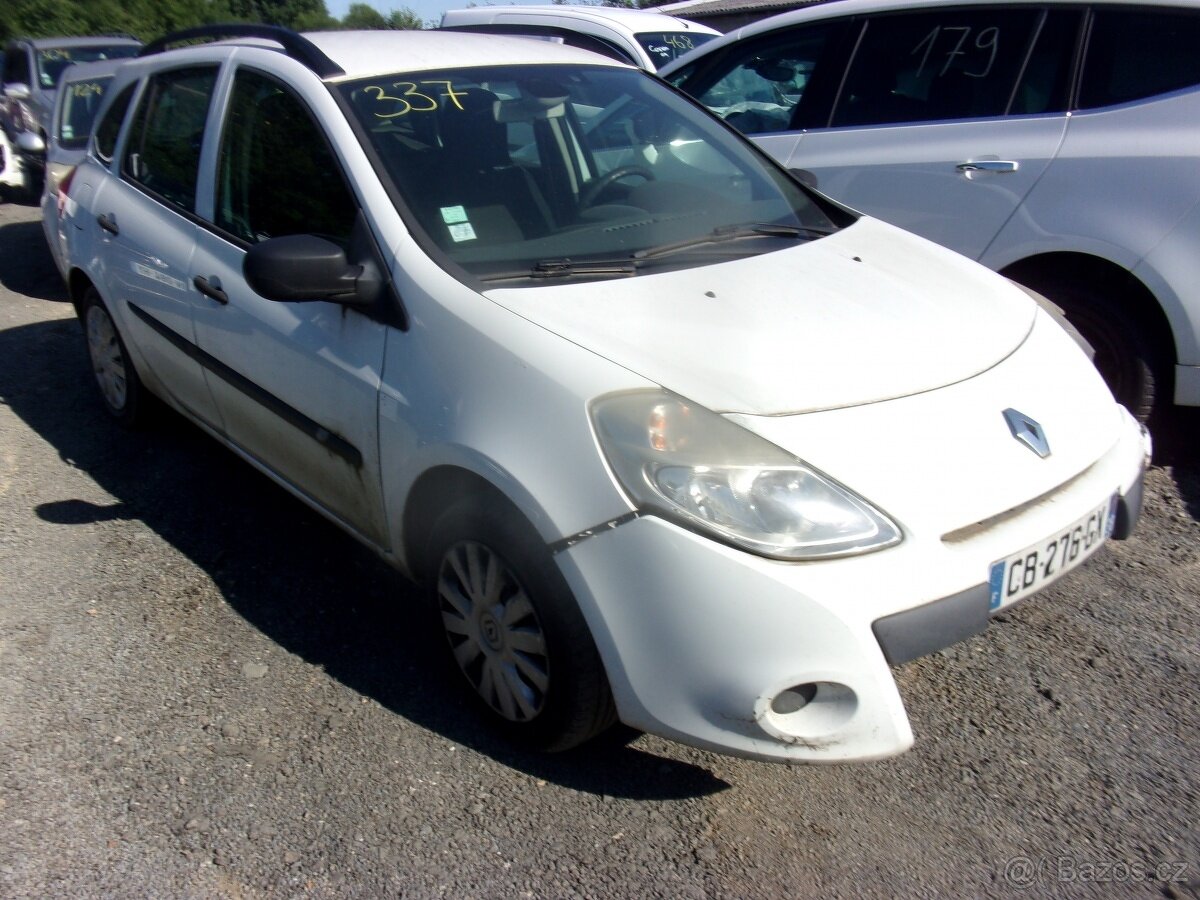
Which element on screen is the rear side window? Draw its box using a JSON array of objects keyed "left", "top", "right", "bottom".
[
  {"left": 215, "top": 69, "right": 357, "bottom": 246},
  {"left": 1078, "top": 8, "right": 1200, "bottom": 109},
  {"left": 832, "top": 8, "right": 1044, "bottom": 126},
  {"left": 122, "top": 66, "right": 218, "bottom": 213},
  {"left": 93, "top": 83, "right": 136, "bottom": 163}
]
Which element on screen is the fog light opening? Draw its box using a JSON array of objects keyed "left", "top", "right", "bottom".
[
  {"left": 771, "top": 683, "right": 818, "bottom": 715},
  {"left": 758, "top": 680, "right": 859, "bottom": 742}
]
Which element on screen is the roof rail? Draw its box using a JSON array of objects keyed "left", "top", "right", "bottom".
[{"left": 138, "top": 23, "right": 344, "bottom": 78}]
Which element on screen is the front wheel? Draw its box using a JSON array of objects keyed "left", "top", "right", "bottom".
[
  {"left": 427, "top": 496, "right": 615, "bottom": 751},
  {"left": 1025, "top": 279, "right": 1163, "bottom": 421}
]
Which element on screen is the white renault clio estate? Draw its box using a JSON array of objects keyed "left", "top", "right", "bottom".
[{"left": 63, "top": 25, "right": 1148, "bottom": 762}]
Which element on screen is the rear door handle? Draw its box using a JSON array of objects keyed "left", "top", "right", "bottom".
[
  {"left": 97, "top": 213, "right": 119, "bottom": 235},
  {"left": 956, "top": 160, "right": 1019, "bottom": 173},
  {"left": 193, "top": 275, "right": 229, "bottom": 305}
]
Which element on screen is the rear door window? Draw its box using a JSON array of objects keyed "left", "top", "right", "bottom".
[
  {"left": 122, "top": 66, "right": 218, "bottom": 213},
  {"left": 832, "top": 8, "right": 1045, "bottom": 126},
  {"left": 690, "top": 23, "right": 844, "bottom": 134},
  {"left": 1078, "top": 8, "right": 1200, "bottom": 108}
]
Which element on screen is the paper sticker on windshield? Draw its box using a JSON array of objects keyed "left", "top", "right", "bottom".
[
  {"left": 441, "top": 206, "right": 468, "bottom": 225},
  {"left": 448, "top": 222, "right": 476, "bottom": 243}
]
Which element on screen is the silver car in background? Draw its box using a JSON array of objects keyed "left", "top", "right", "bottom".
[
  {"left": 661, "top": 0, "right": 1200, "bottom": 420},
  {"left": 40, "top": 59, "right": 126, "bottom": 278},
  {"left": 1, "top": 35, "right": 141, "bottom": 195}
]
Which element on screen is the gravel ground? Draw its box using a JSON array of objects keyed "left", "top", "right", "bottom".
[{"left": 1, "top": 197, "right": 1198, "bottom": 898}]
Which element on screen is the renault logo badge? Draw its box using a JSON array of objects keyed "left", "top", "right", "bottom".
[{"left": 1003, "top": 408, "right": 1051, "bottom": 458}]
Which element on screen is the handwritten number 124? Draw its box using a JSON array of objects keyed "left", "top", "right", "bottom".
[{"left": 911, "top": 25, "right": 1000, "bottom": 79}]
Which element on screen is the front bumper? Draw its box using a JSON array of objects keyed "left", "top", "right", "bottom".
[{"left": 556, "top": 411, "right": 1148, "bottom": 763}]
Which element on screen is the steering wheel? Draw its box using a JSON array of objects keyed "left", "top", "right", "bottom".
[{"left": 579, "top": 165, "right": 655, "bottom": 209}]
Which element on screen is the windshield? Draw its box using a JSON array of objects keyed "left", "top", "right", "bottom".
[
  {"left": 341, "top": 64, "right": 837, "bottom": 284},
  {"left": 58, "top": 75, "right": 114, "bottom": 147},
  {"left": 635, "top": 31, "right": 716, "bottom": 70},
  {"left": 37, "top": 45, "right": 138, "bottom": 88}
]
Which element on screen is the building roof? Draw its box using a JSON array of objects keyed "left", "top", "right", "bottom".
[{"left": 655, "top": 0, "right": 829, "bottom": 30}]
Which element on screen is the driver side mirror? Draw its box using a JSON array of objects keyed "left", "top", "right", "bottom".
[
  {"left": 3, "top": 83, "right": 31, "bottom": 101},
  {"left": 244, "top": 234, "right": 372, "bottom": 305}
]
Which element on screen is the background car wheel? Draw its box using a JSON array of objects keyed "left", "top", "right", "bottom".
[
  {"left": 1025, "top": 280, "right": 1163, "bottom": 422},
  {"left": 427, "top": 495, "right": 616, "bottom": 752},
  {"left": 82, "top": 287, "right": 147, "bottom": 426}
]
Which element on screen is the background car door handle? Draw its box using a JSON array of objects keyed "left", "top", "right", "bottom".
[
  {"left": 97, "top": 213, "right": 119, "bottom": 235},
  {"left": 193, "top": 275, "right": 229, "bottom": 305},
  {"left": 956, "top": 160, "right": 1019, "bottom": 173}
]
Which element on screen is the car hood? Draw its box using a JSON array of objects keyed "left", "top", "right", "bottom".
[{"left": 484, "top": 217, "right": 1036, "bottom": 415}]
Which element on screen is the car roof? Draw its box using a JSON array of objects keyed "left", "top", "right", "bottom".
[
  {"left": 660, "top": 0, "right": 1200, "bottom": 73},
  {"left": 144, "top": 30, "right": 635, "bottom": 81},
  {"left": 442, "top": 4, "right": 720, "bottom": 32},
  {"left": 22, "top": 36, "right": 142, "bottom": 51},
  {"left": 56, "top": 58, "right": 131, "bottom": 83}
]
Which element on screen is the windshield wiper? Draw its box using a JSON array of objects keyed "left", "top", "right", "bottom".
[
  {"left": 479, "top": 257, "right": 639, "bottom": 283},
  {"left": 634, "top": 222, "right": 833, "bottom": 262}
]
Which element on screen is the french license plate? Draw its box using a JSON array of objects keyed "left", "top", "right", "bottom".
[{"left": 988, "top": 495, "right": 1118, "bottom": 611}]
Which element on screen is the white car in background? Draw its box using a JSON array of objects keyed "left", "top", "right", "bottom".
[
  {"left": 662, "top": 0, "right": 1200, "bottom": 420},
  {"left": 64, "top": 24, "right": 1147, "bottom": 762},
  {"left": 440, "top": 5, "right": 720, "bottom": 71}
]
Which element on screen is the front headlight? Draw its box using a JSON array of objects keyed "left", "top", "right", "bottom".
[{"left": 591, "top": 391, "right": 901, "bottom": 560}]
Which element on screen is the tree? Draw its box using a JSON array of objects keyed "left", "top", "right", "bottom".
[
  {"left": 225, "top": 0, "right": 331, "bottom": 29},
  {"left": 385, "top": 7, "right": 424, "bottom": 30},
  {"left": 341, "top": 3, "right": 388, "bottom": 29},
  {"left": 0, "top": 0, "right": 333, "bottom": 42}
]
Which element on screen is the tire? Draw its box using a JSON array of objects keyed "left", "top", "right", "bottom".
[
  {"left": 81, "top": 287, "right": 148, "bottom": 426},
  {"left": 427, "top": 495, "right": 616, "bottom": 752},
  {"left": 1029, "top": 280, "right": 1162, "bottom": 422}
]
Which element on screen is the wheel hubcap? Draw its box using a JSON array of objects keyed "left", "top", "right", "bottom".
[
  {"left": 437, "top": 541, "right": 549, "bottom": 722},
  {"left": 86, "top": 305, "right": 127, "bottom": 411}
]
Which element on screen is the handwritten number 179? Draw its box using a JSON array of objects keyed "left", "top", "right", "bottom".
[{"left": 911, "top": 25, "right": 1000, "bottom": 79}]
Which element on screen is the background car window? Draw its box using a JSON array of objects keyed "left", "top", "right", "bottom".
[
  {"left": 37, "top": 45, "right": 139, "bottom": 89},
  {"left": 216, "top": 69, "right": 357, "bottom": 245},
  {"left": 694, "top": 25, "right": 838, "bottom": 135},
  {"left": 832, "top": 9, "right": 1043, "bottom": 127},
  {"left": 3, "top": 46, "right": 31, "bottom": 86},
  {"left": 123, "top": 66, "right": 217, "bottom": 212},
  {"left": 1078, "top": 8, "right": 1200, "bottom": 109},
  {"left": 59, "top": 76, "right": 114, "bottom": 148},
  {"left": 636, "top": 31, "right": 716, "bottom": 70},
  {"left": 93, "top": 83, "right": 136, "bottom": 163}
]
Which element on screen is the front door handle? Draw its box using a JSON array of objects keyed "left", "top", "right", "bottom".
[
  {"left": 97, "top": 213, "right": 119, "bottom": 235},
  {"left": 956, "top": 160, "right": 1019, "bottom": 173},
  {"left": 193, "top": 275, "right": 229, "bottom": 305}
]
